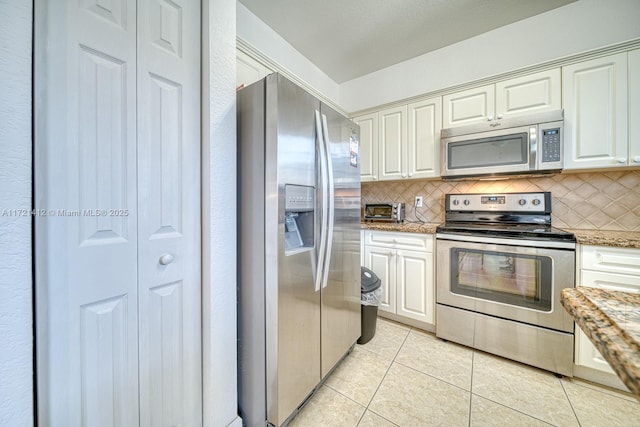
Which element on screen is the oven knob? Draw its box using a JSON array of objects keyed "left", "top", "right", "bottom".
[
  {"left": 518, "top": 199, "right": 527, "bottom": 206},
  {"left": 532, "top": 199, "right": 541, "bottom": 206},
  {"left": 452, "top": 200, "right": 459, "bottom": 206},
  {"left": 463, "top": 199, "right": 470, "bottom": 206}
]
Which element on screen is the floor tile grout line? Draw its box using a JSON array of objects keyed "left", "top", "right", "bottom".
[
  {"left": 568, "top": 377, "right": 638, "bottom": 404},
  {"left": 468, "top": 390, "right": 557, "bottom": 427},
  {"left": 391, "top": 359, "right": 473, "bottom": 394},
  {"left": 468, "top": 351, "right": 475, "bottom": 427},
  {"left": 321, "top": 383, "right": 368, "bottom": 427},
  {"left": 363, "top": 408, "right": 401, "bottom": 427},
  {"left": 471, "top": 349, "right": 579, "bottom": 426},
  {"left": 330, "top": 321, "right": 411, "bottom": 427},
  {"left": 559, "top": 377, "right": 583, "bottom": 427},
  {"left": 356, "top": 324, "right": 412, "bottom": 426}
]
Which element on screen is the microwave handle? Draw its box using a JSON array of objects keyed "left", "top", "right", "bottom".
[{"left": 529, "top": 126, "right": 538, "bottom": 171}]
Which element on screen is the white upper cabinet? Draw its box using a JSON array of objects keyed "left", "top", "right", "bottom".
[
  {"left": 353, "top": 112, "right": 379, "bottom": 181},
  {"left": 629, "top": 49, "right": 640, "bottom": 166},
  {"left": 355, "top": 99, "right": 441, "bottom": 181},
  {"left": 443, "top": 84, "right": 495, "bottom": 128},
  {"left": 379, "top": 106, "right": 407, "bottom": 180},
  {"left": 495, "top": 69, "right": 561, "bottom": 118},
  {"left": 237, "top": 50, "right": 272, "bottom": 89},
  {"left": 407, "top": 97, "right": 442, "bottom": 179},
  {"left": 443, "top": 69, "right": 561, "bottom": 129},
  {"left": 562, "top": 53, "right": 628, "bottom": 169}
]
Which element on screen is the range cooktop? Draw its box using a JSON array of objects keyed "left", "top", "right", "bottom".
[{"left": 437, "top": 192, "right": 575, "bottom": 242}]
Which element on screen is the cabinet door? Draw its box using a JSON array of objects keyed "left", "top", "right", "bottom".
[
  {"left": 364, "top": 246, "right": 396, "bottom": 314},
  {"left": 581, "top": 245, "right": 640, "bottom": 276},
  {"left": 442, "top": 84, "right": 495, "bottom": 128},
  {"left": 562, "top": 53, "right": 628, "bottom": 169},
  {"left": 630, "top": 49, "right": 640, "bottom": 166},
  {"left": 407, "top": 97, "right": 442, "bottom": 179},
  {"left": 353, "top": 112, "right": 379, "bottom": 181},
  {"left": 396, "top": 249, "right": 434, "bottom": 324},
  {"left": 379, "top": 106, "right": 407, "bottom": 180},
  {"left": 236, "top": 50, "right": 271, "bottom": 89},
  {"left": 575, "top": 270, "right": 640, "bottom": 374},
  {"left": 495, "top": 69, "right": 561, "bottom": 119}
]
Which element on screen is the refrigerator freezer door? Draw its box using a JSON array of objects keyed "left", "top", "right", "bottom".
[
  {"left": 267, "top": 75, "right": 322, "bottom": 426},
  {"left": 237, "top": 74, "right": 361, "bottom": 427},
  {"left": 320, "top": 104, "right": 362, "bottom": 378}
]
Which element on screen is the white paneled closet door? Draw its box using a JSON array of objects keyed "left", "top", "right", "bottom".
[
  {"left": 35, "top": 0, "right": 201, "bottom": 425},
  {"left": 136, "top": 0, "right": 202, "bottom": 425}
]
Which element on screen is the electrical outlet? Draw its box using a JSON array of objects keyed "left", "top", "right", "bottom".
[{"left": 415, "top": 196, "right": 423, "bottom": 208}]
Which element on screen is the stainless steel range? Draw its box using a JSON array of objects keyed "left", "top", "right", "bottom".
[{"left": 435, "top": 192, "right": 576, "bottom": 376}]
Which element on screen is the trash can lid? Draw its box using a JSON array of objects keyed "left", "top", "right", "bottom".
[{"left": 361, "top": 266, "right": 381, "bottom": 293}]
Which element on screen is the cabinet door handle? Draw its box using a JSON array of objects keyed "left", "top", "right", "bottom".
[
  {"left": 497, "top": 114, "right": 503, "bottom": 119},
  {"left": 616, "top": 158, "right": 627, "bottom": 164},
  {"left": 487, "top": 116, "right": 493, "bottom": 121},
  {"left": 633, "top": 156, "right": 640, "bottom": 163}
]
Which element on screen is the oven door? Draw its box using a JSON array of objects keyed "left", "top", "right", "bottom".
[{"left": 436, "top": 236, "right": 575, "bottom": 332}]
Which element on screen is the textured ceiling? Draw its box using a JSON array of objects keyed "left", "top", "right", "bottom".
[{"left": 239, "top": 0, "right": 576, "bottom": 83}]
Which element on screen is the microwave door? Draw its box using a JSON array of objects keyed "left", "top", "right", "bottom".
[{"left": 444, "top": 126, "right": 533, "bottom": 178}]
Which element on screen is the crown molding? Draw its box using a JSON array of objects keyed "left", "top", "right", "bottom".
[
  {"left": 237, "top": 37, "right": 347, "bottom": 116},
  {"left": 349, "top": 38, "right": 640, "bottom": 117}
]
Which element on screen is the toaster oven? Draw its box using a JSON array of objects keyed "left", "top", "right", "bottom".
[{"left": 363, "top": 203, "right": 405, "bottom": 223}]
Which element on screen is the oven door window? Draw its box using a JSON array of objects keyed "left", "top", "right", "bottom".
[{"left": 450, "top": 248, "right": 552, "bottom": 311}]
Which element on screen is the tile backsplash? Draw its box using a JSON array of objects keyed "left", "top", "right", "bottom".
[{"left": 362, "top": 170, "right": 640, "bottom": 231}]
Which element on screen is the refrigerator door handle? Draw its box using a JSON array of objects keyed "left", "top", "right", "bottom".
[
  {"left": 314, "top": 110, "right": 329, "bottom": 293},
  {"left": 320, "top": 113, "right": 335, "bottom": 289}
]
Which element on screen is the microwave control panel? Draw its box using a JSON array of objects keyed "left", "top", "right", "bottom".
[{"left": 541, "top": 128, "right": 561, "bottom": 163}]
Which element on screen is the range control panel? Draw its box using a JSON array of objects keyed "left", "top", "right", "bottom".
[{"left": 447, "top": 192, "right": 550, "bottom": 212}]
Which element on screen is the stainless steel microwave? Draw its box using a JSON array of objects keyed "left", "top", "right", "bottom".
[
  {"left": 441, "top": 110, "right": 564, "bottom": 179},
  {"left": 363, "top": 203, "right": 405, "bottom": 223}
]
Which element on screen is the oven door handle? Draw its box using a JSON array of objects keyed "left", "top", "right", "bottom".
[{"left": 435, "top": 233, "right": 576, "bottom": 250}]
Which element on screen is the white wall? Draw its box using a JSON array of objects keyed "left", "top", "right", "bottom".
[
  {"left": 0, "top": 1, "right": 34, "bottom": 426},
  {"left": 237, "top": 1, "right": 341, "bottom": 107},
  {"left": 340, "top": 0, "right": 640, "bottom": 112},
  {"left": 202, "top": 0, "right": 242, "bottom": 426}
]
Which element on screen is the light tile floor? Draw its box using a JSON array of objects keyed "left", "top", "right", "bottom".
[{"left": 289, "top": 318, "right": 640, "bottom": 427}]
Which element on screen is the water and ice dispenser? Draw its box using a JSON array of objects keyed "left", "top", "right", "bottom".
[{"left": 284, "top": 184, "right": 315, "bottom": 254}]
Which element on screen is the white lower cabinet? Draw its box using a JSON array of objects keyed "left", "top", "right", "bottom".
[
  {"left": 363, "top": 231, "right": 434, "bottom": 326},
  {"left": 575, "top": 245, "right": 640, "bottom": 377}
]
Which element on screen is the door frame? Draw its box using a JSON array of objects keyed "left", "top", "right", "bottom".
[{"left": 31, "top": 1, "right": 241, "bottom": 426}]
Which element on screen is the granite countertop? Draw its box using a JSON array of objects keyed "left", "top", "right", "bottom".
[
  {"left": 360, "top": 221, "right": 440, "bottom": 234},
  {"left": 561, "top": 287, "right": 640, "bottom": 398},
  {"left": 568, "top": 229, "right": 640, "bottom": 249}
]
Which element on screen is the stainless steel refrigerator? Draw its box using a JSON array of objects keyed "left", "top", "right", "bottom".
[{"left": 237, "top": 74, "right": 361, "bottom": 427}]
